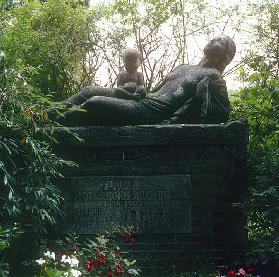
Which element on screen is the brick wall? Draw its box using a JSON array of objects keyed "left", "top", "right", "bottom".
[{"left": 53, "top": 120, "right": 248, "bottom": 276}]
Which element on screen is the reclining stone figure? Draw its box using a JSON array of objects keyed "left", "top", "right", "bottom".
[{"left": 49, "top": 35, "right": 236, "bottom": 126}]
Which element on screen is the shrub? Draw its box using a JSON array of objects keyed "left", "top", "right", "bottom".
[
  {"left": 230, "top": 62, "right": 279, "bottom": 265},
  {"left": 0, "top": 49, "right": 74, "bottom": 273},
  {"left": 1, "top": 0, "right": 94, "bottom": 100},
  {"left": 31, "top": 228, "right": 140, "bottom": 277},
  {"left": 0, "top": 224, "right": 23, "bottom": 277}
]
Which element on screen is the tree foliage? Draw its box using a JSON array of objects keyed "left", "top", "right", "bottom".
[
  {"left": 0, "top": 3, "right": 76, "bottom": 274},
  {"left": 1, "top": 0, "right": 95, "bottom": 100},
  {"left": 230, "top": 1, "right": 279, "bottom": 266},
  {"left": 1, "top": 0, "right": 248, "bottom": 99},
  {"left": 0, "top": 48, "right": 76, "bottom": 273},
  {"left": 97, "top": 0, "right": 244, "bottom": 90}
]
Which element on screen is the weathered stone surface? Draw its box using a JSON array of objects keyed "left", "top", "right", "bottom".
[
  {"left": 53, "top": 120, "right": 248, "bottom": 275},
  {"left": 53, "top": 120, "right": 248, "bottom": 147},
  {"left": 58, "top": 175, "right": 191, "bottom": 234},
  {"left": 49, "top": 36, "right": 236, "bottom": 128}
]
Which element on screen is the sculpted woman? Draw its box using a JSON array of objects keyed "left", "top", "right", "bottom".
[{"left": 49, "top": 36, "right": 236, "bottom": 126}]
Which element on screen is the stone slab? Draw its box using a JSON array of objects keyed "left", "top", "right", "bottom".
[
  {"left": 53, "top": 120, "right": 248, "bottom": 147},
  {"left": 59, "top": 175, "right": 191, "bottom": 234}
]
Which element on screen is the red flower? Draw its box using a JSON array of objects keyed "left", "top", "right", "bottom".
[
  {"left": 124, "top": 233, "right": 131, "bottom": 243},
  {"left": 97, "top": 255, "right": 106, "bottom": 266},
  {"left": 227, "top": 269, "right": 237, "bottom": 276},
  {"left": 246, "top": 266, "right": 254, "bottom": 273},
  {"left": 107, "top": 268, "right": 113, "bottom": 277},
  {"left": 86, "top": 259, "right": 96, "bottom": 272},
  {"left": 115, "top": 264, "right": 123, "bottom": 275},
  {"left": 238, "top": 268, "right": 247, "bottom": 276},
  {"left": 124, "top": 233, "right": 136, "bottom": 244}
]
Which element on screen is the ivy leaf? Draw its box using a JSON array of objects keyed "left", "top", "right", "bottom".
[
  {"left": 127, "top": 268, "right": 140, "bottom": 275},
  {"left": 8, "top": 190, "right": 13, "bottom": 200},
  {"left": 4, "top": 174, "right": 8, "bottom": 185}
]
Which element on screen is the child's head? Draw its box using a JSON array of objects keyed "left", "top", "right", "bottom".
[{"left": 122, "top": 49, "right": 142, "bottom": 73}]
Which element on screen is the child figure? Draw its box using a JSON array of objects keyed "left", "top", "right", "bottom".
[{"left": 114, "top": 49, "right": 146, "bottom": 101}]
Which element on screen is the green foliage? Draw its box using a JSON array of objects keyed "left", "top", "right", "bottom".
[
  {"left": 0, "top": 52, "right": 73, "bottom": 231},
  {"left": 231, "top": 63, "right": 279, "bottom": 156},
  {"left": 0, "top": 128, "right": 71, "bottom": 233},
  {"left": 247, "top": 1, "right": 279, "bottom": 75},
  {"left": 1, "top": 0, "right": 93, "bottom": 100},
  {"left": 229, "top": 1, "right": 279, "bottom": 265},
  {"left": 0, "top": 224, "right": 23, "bottom": 276},
  {"left": 0, "top": 47, "right": 75, "bottom": 273},
  {"left": 231, "top": 60, "right": 279, "bottom": 265},
  {"left": 1, "top": 0, "right": 250, "bottom": 93}
]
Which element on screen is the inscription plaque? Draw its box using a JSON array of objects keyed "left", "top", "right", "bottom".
[{"left": 59, "top": 175, "right": 191, "bottom": 234}]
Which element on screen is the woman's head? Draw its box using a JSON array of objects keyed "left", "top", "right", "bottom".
[
  {"left": 122, "top": 49, "right": 142, "bottom": 73},
  {"left": 203, "top": 36, "right": 236, "bottom": 72}
]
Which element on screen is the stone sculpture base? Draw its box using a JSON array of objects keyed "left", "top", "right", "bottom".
[{"left": 53, "top": 120, "right": 248, "bottom": 276}]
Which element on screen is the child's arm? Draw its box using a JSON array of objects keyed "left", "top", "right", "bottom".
[
  {"left": 137, "top": 72, "right": 145, "bottom": 86},
  {"left": 136, "top": 72, "right": 147, "bottom": 98},
  {"left": 117, "top": 72, "right": 125, "bottom": 87},
  {"left": 113, "top": 86, "right": 141, "bottom": 101}
]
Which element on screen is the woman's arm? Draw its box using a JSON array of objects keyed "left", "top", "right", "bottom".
[{"left": 199, "top": 75, "right": 230, "bottom": 123}]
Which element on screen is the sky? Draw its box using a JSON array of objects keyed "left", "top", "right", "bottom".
[{"left": 88, "top": 0, "right": 258, "bottom": 91}]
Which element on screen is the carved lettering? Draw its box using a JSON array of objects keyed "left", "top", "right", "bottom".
[{"left": 60, "top": 175, "right": 191, "bottom": 233}]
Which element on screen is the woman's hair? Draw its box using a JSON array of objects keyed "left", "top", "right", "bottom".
[
  {"left": 122, "top": 49, "right": 142, "bottom": 63},
  {"left": 204, "top": 36, "right": 236, "bottom": 64}
]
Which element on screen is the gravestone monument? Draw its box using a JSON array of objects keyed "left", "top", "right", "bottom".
[
  {"left": 52, "top": 36, "right": 247, "bottom": 275},
  {"left": 53, "top": 120, "right": 248, "bottom": 276}
]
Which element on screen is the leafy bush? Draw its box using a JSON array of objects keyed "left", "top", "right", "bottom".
[
  {"left": 0, "top": 47, "right": 74, "bottom": 272},
  {"left": 1, "top": 0, "right": 94, "bottom": 100},
  {"left": 229, "top": 1, "right": 279, "bottom": 267},
  {"left": 230, "top": 62, "right": 279, "bottom": 265},
  {"left": 0, "top": 224, "right": 23, "bottom": 276},
  {"left": 32, "top": 229, "right": 140, "bottom": 277}
]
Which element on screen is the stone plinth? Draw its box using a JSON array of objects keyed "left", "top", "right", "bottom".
[{"left": 53, "top": 120, "right": 248, "bottom": 276}]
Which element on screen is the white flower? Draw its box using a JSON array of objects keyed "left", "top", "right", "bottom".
[
  {"left": 64, "top": 273, "right": 69, "bottom": 277},
  {"left": 70, "top": 269, "right": 82, "bottom": 277},
  {"left": 61, "top": 255, "right": 72, "bottom": 265},
  {"left": 35, "top": 258, "right": 46, "bottom": 265},
  {"left": 61, "top": 255, "right": 79, "bottom": 267},
  {"left": 70, "top": 257, "right": 79, "bottom": 267},
  {"left": 0, "top": 51, "right": 5, "bottom": 59},
  {"left": 44, "top": 251, "right": 55, "bottom": 260}
]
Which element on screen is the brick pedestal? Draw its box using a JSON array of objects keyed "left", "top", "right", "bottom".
[{"left": 53, "top": 120, "right": 248, "bottom": 276}]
